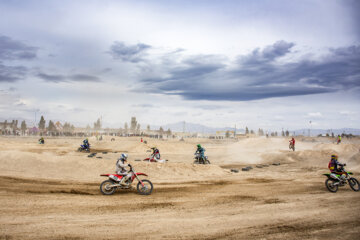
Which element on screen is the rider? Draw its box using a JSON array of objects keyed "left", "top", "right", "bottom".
[
  {"left": 289, "top": 137, "right": 295, "bottom": 148},
  {"left": 151, "top": 147, "right": 160, "bottom": 161},
  {"left": 337, "top": 135, "right": 342, "bottom": 144},
  {"left": 195, "top": 144, "right": 205, "bottom": 162},
  {"left": 328, "top": 154, "right": 346, "bottom": 181},
  {"left": 83, "top": 138, "right": 90, "bottom": 149},
  {"left": 116, "top": 153, "right": 132, "bottom": 186},
  {"left": 39, "top": 137, "right": 45, "bottom": 144}
]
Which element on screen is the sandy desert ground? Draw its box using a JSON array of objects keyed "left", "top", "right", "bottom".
[{"left": 1, "top": 136, "right": 360, "bottom": 239}]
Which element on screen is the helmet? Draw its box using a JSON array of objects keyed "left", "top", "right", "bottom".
[
  {"left": 120, "top": 153, "right": 128, "bottom": 161},
  {"left": 331, "top": 154, "right": 338, "bottom": 160},
  {"left": 197, "top": 144, "right": 201, "bottom": 148}
]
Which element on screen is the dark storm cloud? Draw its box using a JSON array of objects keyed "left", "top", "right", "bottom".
[
  {"left": 37, "top": 73, "right": 101, "bottom": 83},
  {"left": 69, "top": 74, "right": 100, "bottom": 82},
  {"left": 138, "top": 41, "right": 360, "bottom": 101},
  {"left": 108, "top": 41, "right": 151, "bottom": 63},
  {"left": 0, "top": 64, "right": 27, "bottom": 82},
  {"left": 37, "top": 73, "right": 66, "bottom": 82},
  {"left": 0, "top": 35, "right": 37, "bottom": 60},
  {"left": 142, "top": 55, "right": 225, "bottom": 87},
  {"left": 239, "top": 40, "right": 295, "bottom": 65}
]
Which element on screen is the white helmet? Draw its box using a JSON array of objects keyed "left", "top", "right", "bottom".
[{"left": 120, "top": 153, "right": 128, "bottom": 161}]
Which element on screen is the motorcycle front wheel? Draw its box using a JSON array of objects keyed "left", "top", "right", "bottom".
[
  {"left": 100, "top": 180, "right": 117, "bottom": 195},
  {"left": 137, "top": 179, "right": 153, "bottom": 195},
  {"left": 348, "top": 177, "right": 360, "bottom": 191},
  {"left": 205, "top": 160, "right": 211, "bottom": 164},
  {"left": 325, "top": 179, "right": 338, "bottom": 193}
]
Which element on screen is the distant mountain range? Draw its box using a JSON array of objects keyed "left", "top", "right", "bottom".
[
  {"left": 2, "top": 117, "right": 360, "bottom": 136},
  {"left": 151, "top": 122, "right": 360, "bottom": 136},
  {"left": 151, "top": 121, "right": 243, "bottom": 134},
  {"left": 293, "top": 128, "right": 360, "bottom": 136}
]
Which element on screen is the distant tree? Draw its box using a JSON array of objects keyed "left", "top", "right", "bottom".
[
  {"left": 166, "top": 128, "right": 172, "bottom": 136},
  {"left": 147, "top": 125, "right": 150, "bottom": 131},
  {"left": 331, "top": 132, "right": 334, "bottom": 138},
  {"left": 136, "top": 124, "right": 141, "bottom": 134},
  {"left": 38, "top": 116, "right": 46, "bottom": 131},
  {"left": 245, "top": 127, "right": 249, "bottom": 135},
  {"left": 326, "top": 133, "right": 329, "bottom": 137},
  {"left": 124, "top": 123, "right": 129, "bottom": 134},
  {"left": 21, "top": 120, "right": 27, "bottom": 135},
  {"left": 159, "top": 127, "right": 164, "bottom": 136},
  {"left": 225, "top": 130, "right": 230, "bottom": 138},
  {"left": 274, "top": 131, "right": 278, "bottom": 137},
  {"left": 94, "top": 118, "right": 101, "bottom": 130},
  {"left": 281, "top": 130, "right": 285, "bottom": 137},
  {"left": 47, "top": 120, "right": 56, "bottom": 132},
  {"left": 285, "top": 130, "right": 289, "bottom": 137},
  {"left": 250, "top": 130, "right": 254, "bottom": 134}
]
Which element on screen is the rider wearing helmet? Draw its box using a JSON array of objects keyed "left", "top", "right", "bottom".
[
  {"left": 116, "top": 153, "right": 131, "bottom": 186},
  {"left": 151, "top": 147, "right": 160, "bottom": 161},
  {"left": 289, "top": 137, "right": 295, "bottom": 150},
  {"left": 195, "top": 144, "right": 205, "bottom": 161},
  {"left": 337, "top": 135, "right": 342, "bottom": 144},
  {"left": 83, "top": 138, "right": 90, "bottom": 149},
  {"left": 328, "top": 154, "right": 346, "bottom": 182}
]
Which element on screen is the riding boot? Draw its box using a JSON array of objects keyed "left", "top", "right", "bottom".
[{"left": 120, "top": 176, "right": 128, "bottom": 186}]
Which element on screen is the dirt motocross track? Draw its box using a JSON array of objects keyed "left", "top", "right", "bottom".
[{"left": 1, "top": 136, "right": 360, "bottom": 239}]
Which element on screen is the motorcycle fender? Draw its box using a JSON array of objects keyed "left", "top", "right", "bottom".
[
  {"left": 100, "top": 174, "right": 111, "bottom": 177},
  {"left": 323, "top": 174, "right": 332, "bottom": 179},
  {"left": 136, "top": 173, "right": 148, "bottom": 177}
]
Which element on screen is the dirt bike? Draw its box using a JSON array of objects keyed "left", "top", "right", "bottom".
[
  {"left": 289, "top": 141, "right": 295, "bottom": 151},
  {"left": 143, "top": 154, "right": 167, "bottom": 163},
  {"left": 323, "top": 164, "right": 360, "bottom": 193},
  {"left": 77, "top": 144, "right": 90, "bottom": 152},
  {"left": 193, "top": 153, "right": 210, "bottom": 164},
  {"left": 100, "top": 164, "right": 153, "bottom": 195}
]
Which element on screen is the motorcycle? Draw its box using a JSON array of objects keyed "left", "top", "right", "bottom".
[
  {"left": 78, "top": 144, "right": 90, "bottom": 152},
  {"left": 193, "top": 153, "right": 210, "bottom": 164},
  {"left": 143, "top": 154, "right": 167, "bottom": 163},
  {"left": 289, "top": 141, "right": 295, "bottom": 151},
  {"left": 323, "top": 164, "right": 360, "bottom": 193},
  {"left": 100, "top": 164, "right": 153, "bottom": 195}
]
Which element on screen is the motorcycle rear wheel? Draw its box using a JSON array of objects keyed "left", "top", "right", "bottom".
[
  {"left": 100, "top": 180, "right": 117, "bottom": 195},
  {"left": 325, "top": 179, "right": 338, "bottom": 193},
  {"left": 137, "top": 179, "right": 153, "bottom": 195},
  {"left": 348, "top": 177, "right": 360, "bottom": 191}
]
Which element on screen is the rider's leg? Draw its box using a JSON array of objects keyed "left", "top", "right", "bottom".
[{"left": 120, "top": 173, "right": 132, "bottom": 186}]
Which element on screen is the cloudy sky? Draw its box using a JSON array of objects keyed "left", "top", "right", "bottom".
[{"left": 0, "top": 0, "right": 359, "bottom": 130}]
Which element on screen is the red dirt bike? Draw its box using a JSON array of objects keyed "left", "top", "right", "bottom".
[
  {"left": 143, "top": 155, "right": 167, "bottom": 163},
  {"left": 100, "top": 164, "right": 153, "bottom": 195},
  {"left": 143, "top": 150, "right": 167, "bottom": 163}
]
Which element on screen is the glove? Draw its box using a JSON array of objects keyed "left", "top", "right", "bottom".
[{"left": 128, "top": 164, "right": 131, "bottom": 167}]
